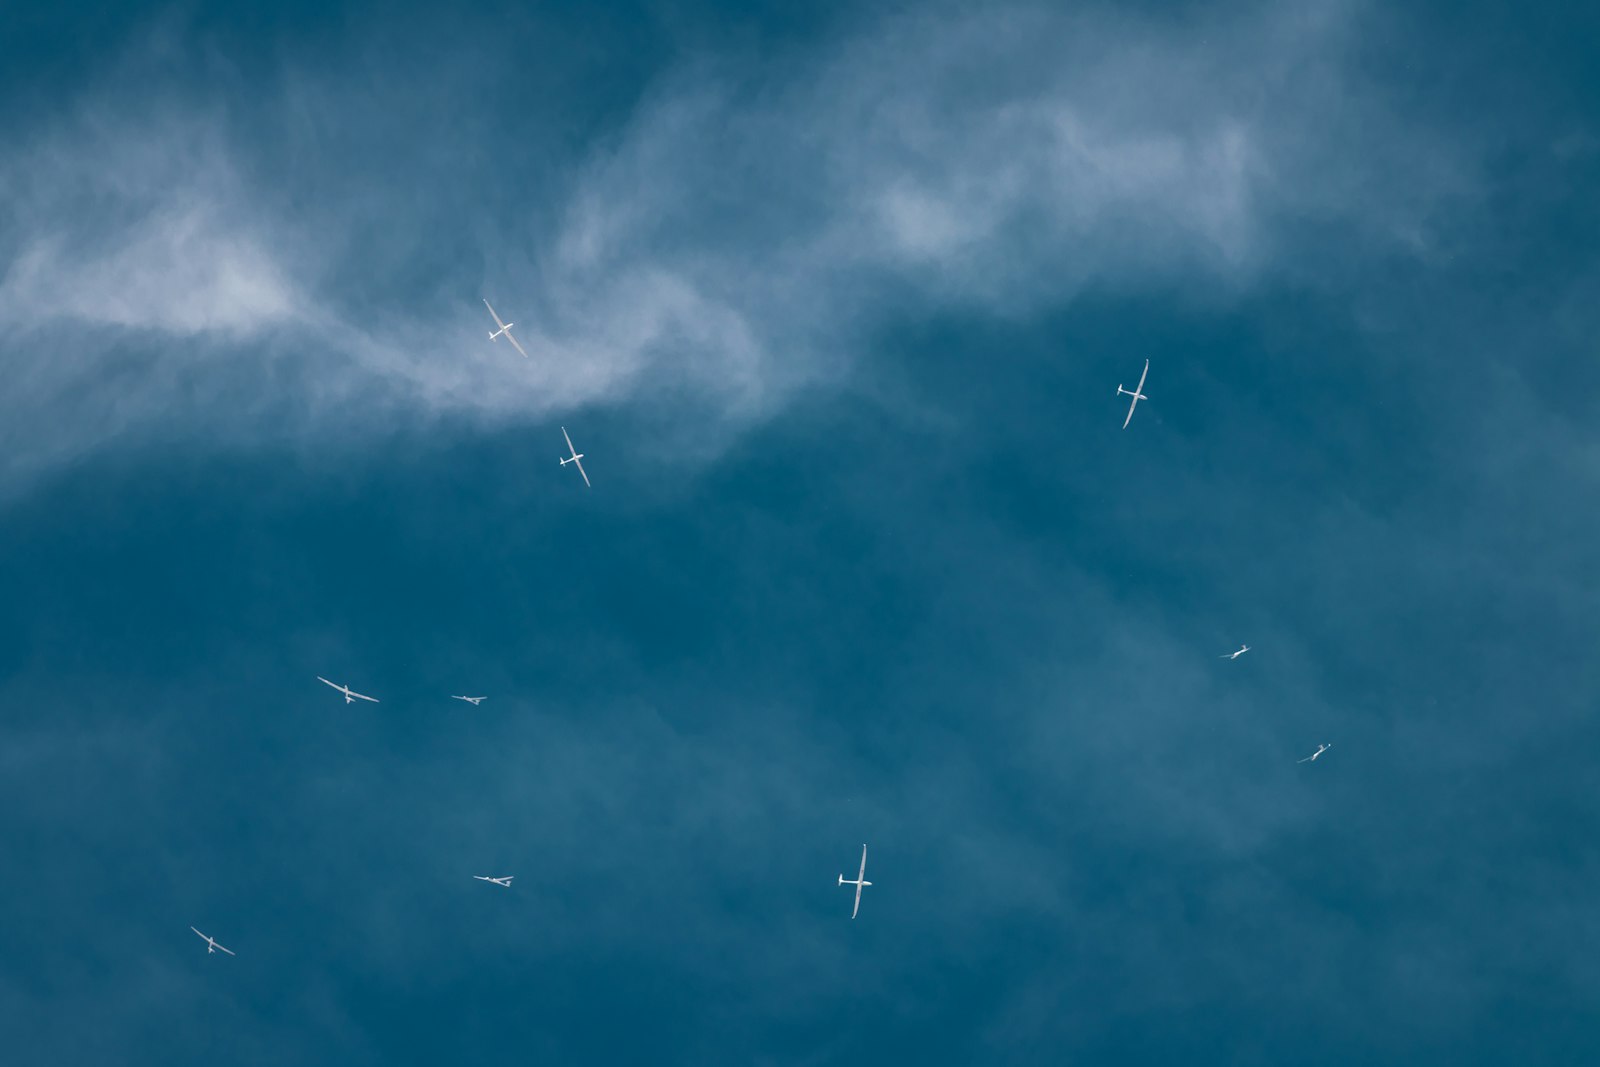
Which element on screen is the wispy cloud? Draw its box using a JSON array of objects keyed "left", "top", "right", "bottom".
[
  {"left": 0, "top": 0, "right": 1475, "bottom": 490},
  {"left": 0, "top": 115, "right": 300, "bottom": 336}
]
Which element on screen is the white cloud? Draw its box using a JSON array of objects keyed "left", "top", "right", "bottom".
[
  {"left": 5, "top": 204, "right": 299, "bottom": 336},
  {"left": 0, "top": 0, "right": 1475, "bottom": 491},
  {"left": 0, "top": 112, "right": 302, "bottom": 337}
]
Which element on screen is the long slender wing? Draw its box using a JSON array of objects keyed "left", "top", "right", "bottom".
[
  {"left": 852, "top": 883, "right": 863, "bottom": 919},
  {"left": 1134, "top": 358, "right": 1149, "bottom": 394},
  {"left": 348, "top": 689, "right": 379, "bottom": 703},
  {"left": 483, "top": 298, "right": 508, "bottom": 331},
  {"left": 505, "top": 331, "right": 530, "bottom": 359},
  {"left": 1123, "top": 395, "right": 1138, "bottom": 429},
  {"left": 191, "top": 926, "right": 207, "bottom": 940},
  {"left": 562, "top": 426, "right": 576, "bottom": 457},
  {"left": 316, "top": 676, "right": 341, "bottom": 692},
  {"left": 216, "top": 942, "right": 235, "bottom": 956},
  {"left": 857, "top": 844, "right": 868, "bottom": 881},
  {"left": 573, "top": 455, "right": 591, "bottom": 488}
]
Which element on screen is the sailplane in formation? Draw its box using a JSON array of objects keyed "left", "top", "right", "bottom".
[
  {"left": 838, "top": 844, "right": 872, "bottom": 919},
  {"left": 560, "top": 427, "right": 591, "bottom": 488},
  {"left": 1118, "top": 359, "right": 1150, "bottom": 429},
  {"left": 483, "top": 298, "right": 530, "bottom": 359},
  {"left": 317, "top": 676, "right": 379, "bottom": 704},
  {"left": 474, "top": 875, "right": 514, "bottom": 887},
  {"left": 190, "top": 927, "right": 235, "bottom": 956}
]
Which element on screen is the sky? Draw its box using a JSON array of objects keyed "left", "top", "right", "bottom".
[{"left": 1, "top": 0, "right": 1598, "bottom": 1063}]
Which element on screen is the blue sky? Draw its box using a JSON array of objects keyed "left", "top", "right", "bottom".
[{"left": 2, "top": 1, "right": 1598, "bottom": 1063}]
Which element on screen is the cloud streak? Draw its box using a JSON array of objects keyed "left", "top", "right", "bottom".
[{"left": 0, "top": 1, "right": 1475, "bottom": 491}]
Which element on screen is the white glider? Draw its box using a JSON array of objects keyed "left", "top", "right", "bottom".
[
  {"left": 1118, "top": 359, "right": 1150, "bottom": 429},
  {"left": 474, "top": 875, "right": 514, "bottom": 887},
  {"left": 1298, "top": 743, "right": 1332, "bottom": 764},
  {"left": 190, "top": 927, "right": 235, "bottom": 956},
  {"left": 560, "top": 427, "right": 591, "bottom": 488},
  {"left": 452, "top": 696, "right": 487, "bottom": 706},
  {"left": 838, "top": 844, "right": 872, "bottom": 920},
  {"left": 483, "top": 298, "right": 530, "bottom": 359},
  {"left": 1220, "top": 644, "right": 1250, "bottom": 660},
  {"left": 317, "top": 676, "right": 379, "bottom": 704}
]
